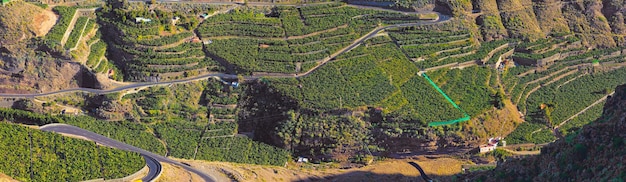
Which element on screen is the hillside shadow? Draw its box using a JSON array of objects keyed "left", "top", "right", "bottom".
[
  {"left": 73, "top": 65, "right": 99, "bottom": 89},
  {"left": 293, "top": 161, "right": 458, "bottom": 182}
]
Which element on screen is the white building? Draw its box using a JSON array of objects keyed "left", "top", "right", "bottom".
[
  {"left": 135, "top": 17, "right": 152, "bottom": 23},
  {"left": 479, "top": 137, "right": 501, "bottom": 153},
  {"left": 479, "top": 144, "right": 497, "bottom": 153}
]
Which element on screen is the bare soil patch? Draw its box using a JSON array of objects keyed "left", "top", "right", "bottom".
[
  {"left": 33, "top": 9, "right": 58, "bottom": 37},
  {"left": 157, "top": 162, "right": 203, "bottom": 182},
  {"left": 0, "top": 172, "right": 19, "bottom": 182}
]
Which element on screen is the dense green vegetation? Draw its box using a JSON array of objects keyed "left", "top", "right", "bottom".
[
  {"left": 86, "top": 41, "right": 106, "bottom": 68},
  {"left": 197, "top": 136, "right": 290, "bottom": 166},
  {"left": 155, "top": 121, "right": 225, "bottom": 159},
  {"left": 204, "top": 27, "right": 359, "bottom": 73},
  {"left": 427, "top": 66, "right": 499, "bottom": 117},
  {"left": 419, "top": 39, "right": 513, "bottom": 68},
  {"left": 197, "top": 3, "right": 428, "bottom": 74},
  {"left": 46, "top": 6, "right": 77, "bottom": 42},
  {"left": 468, "top": 165, "right": 496, "bottom": 172},
  {"left": 389, "top": 28, "right": 472, "bottom": 59},
  {"left": 65, "top": 17, "right": 89, "bottom": 49},
  {"left": 99, "top": 3, "right": 222, "bottom": 80},
  {"left": 135, "top": 32, "right": 194, "bottom": 46},
  {"left": 505, "top": 122, "right": 555, "bottom": 144},
  {"left": 0, "top": 108, "right": 60, "bottom": 125},
  {"left": 525, "top": 67, "right": 626, "bottom": 125},
  {"left": 499, "top": 42, "right": 626, "bottom": 144},
  {"left": 198, "top": 10, "right": 284, "bottom": 38},
  {"left": 268, "top": 43, "right": 401, "bottom": 109},
  {"left": 0, "top": 122, "right": 144, "bottom": 181},
  {"left": 13, "top": 0, "right": 626, "bottom": 167},
  {"left": 1, "top": 99, "right": 291, "bottom": 166},
  {"left": 61, "top": 116, "right": 168, "bottom": 155},
  {"left": 94, "top": 1, "right": 441, "bottom": 77},
  {"left": 559, "top": 102, "right": 604, "bottom": 136},
  {"left": 267, "top": 41, "right": 469, "bottom": 126},
  {"left": 394, "top": 74, "right": 465, "bottom": 124},
  {"left": 388, "top": 27, "right": 517, "bottom": 68}
]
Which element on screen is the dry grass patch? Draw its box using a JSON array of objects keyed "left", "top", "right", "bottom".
[
  {"left": 157, "top": 162, "right": 203, "bottom": 182},
  {"left": 178, "top": 157, "right": 469, "bottom": 182}
]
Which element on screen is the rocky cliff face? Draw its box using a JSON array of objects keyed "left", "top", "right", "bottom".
[
  {"left": 445, "top": 0, "right": 625, "bottom": 47},
  {"left": 0, "top": 1, "right": 100, "bottom": 93},
  {"left": 463, "top": 84, "right": 626, "bottom": 181}
]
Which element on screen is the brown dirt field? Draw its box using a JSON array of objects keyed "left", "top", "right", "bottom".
[
  {"left": 0, "top": 173, "right": 18, "bottom": 182},
  {"left": 32, "top": 9, "right": 58, "bottom": 37},
  {"left": 157, "top": 162, "right": 204, "bottom": 182},
  {"left": 179, "top": 157, "right": 468, "bottom": 182}
]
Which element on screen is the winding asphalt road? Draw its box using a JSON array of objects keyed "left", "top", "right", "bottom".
[
  {"left": 142, "top": 154, "right": 162, "bottom": 182},
  {"left": 40, "top": 124, "right": 217, "bottom": 182},
  {"left": 408, "top": 162, "right": 433, "bottom": 182},
  {"left": 0, "top": 14, "right": 451, "bottom": 98}
]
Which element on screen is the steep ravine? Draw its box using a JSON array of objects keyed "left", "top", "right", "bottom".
[{"left": 462, "top": 84, "right": 626, "bottom": 181}]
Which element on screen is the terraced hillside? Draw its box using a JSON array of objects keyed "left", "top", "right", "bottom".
[
  {"left": 22, "top": 0, "right": 625, "bottom": 161},
  {"left": 100, "top": 3, "right": 223, "bottom": 81},
  {"left": 3, "top": 79, "right": 291, "bottom": 166},
  {"left": 5, "top": 0, "right": 626, "bottom": 170},
  {"left": 244, "top": 32, "right": 507, "bottom": 155},
  {"left": 462, "top": 83, "right": 626, "bottom": 181},
  {"left": 498, "top": 37, "right": 626, "bottom": 144},
  {"left": 241, "top": 17, "right": 626, "bottom": 158},
  {"left": 95, "top": 2, "right": 436, "bottom": 80},
  {"left": 199, "top": 3, "right": 430, "bottom": 74},
  {"left": 387, "top": 26, "right": 515, "bottom": 68}
]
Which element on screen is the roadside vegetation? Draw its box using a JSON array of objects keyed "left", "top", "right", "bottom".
[{"left": 0, "top": 122, "right": 145, "bottom": 181}]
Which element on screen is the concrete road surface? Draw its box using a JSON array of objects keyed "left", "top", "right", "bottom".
[{"left": 40, "top": 124, "right": 218, "bottom": 182}]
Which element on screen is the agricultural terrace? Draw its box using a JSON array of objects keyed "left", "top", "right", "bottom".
[
  {"left": 0, "top": 95, "right": 290, "bottom": 167},
  {"left": 199, "top": 3, "right": 430, "bottom": 74},
  {"left": 116, "top": 80, "right": 289, "bottom": 165},
  {"left": 45, "top": 5, "right": 126, "bottom": 80},
  {"left": 65, "top": 16, "right": 89, "bottom": 49},
  {"left": 426, "top": 66, "right": 501, "bottom": 117},
  {"left": 264, "top": 24, "right": 626, "bottom": 145},
  {"left": 66, "top": 115, "right": 290, "bottom": 166},
  {"left": 99, "top": 4, "right": 223, "bottom": 81},
  {"left": 267, "top": 40, "right": 467, "bottom": 127},
  {"left": 45, "top": 6, "right": 77, "bottom": 44},
  {"left": 387, "top": 25, "right": 516, "bottom": 69},
  {"left": 500, "top": 36, "right": 626, "bottom": 144},
  {"left": 34, "top": 0, "right": 626, "bottom": 152}
]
